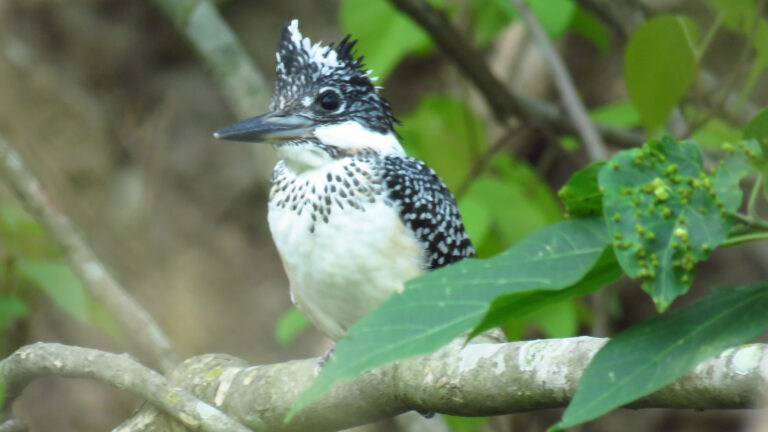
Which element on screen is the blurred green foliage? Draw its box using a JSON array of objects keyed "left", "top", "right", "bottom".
[{"left": 0, "top": 201, "right": 120, "bottom": 351}]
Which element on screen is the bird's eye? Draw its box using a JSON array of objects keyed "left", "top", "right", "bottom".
[{"left": 318, "top": 90, "right": 341, "bottom": 111}]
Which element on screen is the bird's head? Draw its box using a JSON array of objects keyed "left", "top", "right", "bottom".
[{"left": 214, "top": 20, "right": 402, "bottom": 172}]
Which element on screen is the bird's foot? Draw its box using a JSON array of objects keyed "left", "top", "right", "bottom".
[{"left": 315, "top": 345, "right": 335, "bottom": 374}]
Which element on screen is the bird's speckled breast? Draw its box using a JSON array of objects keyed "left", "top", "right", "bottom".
[{"left": 268, "top": 157, "right": 425, "bottom": 340}]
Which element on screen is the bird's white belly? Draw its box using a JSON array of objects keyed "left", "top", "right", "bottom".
[{"left": 268, "top": 197, "right": 424, "bottom": 340}]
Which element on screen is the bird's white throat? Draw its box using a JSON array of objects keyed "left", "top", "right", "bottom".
[{"left": 275, "top": 121, "right": 404, "bottom": 174}]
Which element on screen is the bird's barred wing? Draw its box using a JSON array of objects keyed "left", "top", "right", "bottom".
[{"left": 382, "top": 156, "right": 475, "bottom": 270}]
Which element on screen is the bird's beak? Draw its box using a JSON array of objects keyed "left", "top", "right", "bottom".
[{"left": 213, "top": 111, "right": 316, "bottom": 143}]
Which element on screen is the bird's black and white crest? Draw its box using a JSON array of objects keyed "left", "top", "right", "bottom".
[{"left": 272, "top": 20, "right": 397, "bottom": 134}]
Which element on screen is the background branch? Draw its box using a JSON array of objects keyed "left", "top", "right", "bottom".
[
  {"left": 0, "top": 133, "right": 180, "bottom": 373},
  {"left": 150, "top": 0, "right": 269, "bottom": 118},
  {"left": 1, "top": 343, "right": 252, "bottom": 432},
  {"left": 509, "top": 0, "right": 608, "bottom": 161},
  {"left": 389, "top": 0, "right": 645, "bottom": 148},
  {"left": 110, "top": 337, "right": 768, "bottom": 432}
]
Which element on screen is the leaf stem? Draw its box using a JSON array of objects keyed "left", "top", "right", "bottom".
[
  {"left": 721, "top": 231, "right": 768, "bottom": 247},
  {"left": 747, "top": 173, "right": 763, "bottom": 219},
  {"left": 731, "top": 211, "right": 768, "bottom": 231},
  {"left": 695, "top": 12, "right": 724, "bottom": 61}
]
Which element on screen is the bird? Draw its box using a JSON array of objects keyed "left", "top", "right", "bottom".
[{"left": 214, "top": 19, "right": 475, "bottom": 342}]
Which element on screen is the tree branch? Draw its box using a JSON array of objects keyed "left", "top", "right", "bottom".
[
  {"left": 0, "top": 133, "right": 180, "bottom": 373},
  {"left": 150, "top": 0, "right": 270, "bottom": 118},
  {"left": 1, "top": 343, "right": 252, "bottom": 432},
  {"left": 388, "top": 0, "right": 645, "bottom": 148},
  {"left": 114, "top": 336, "right": 768, "bottom": 432},
  {"left": 509, "top": 0, "right": 607, "bottom": 161}
]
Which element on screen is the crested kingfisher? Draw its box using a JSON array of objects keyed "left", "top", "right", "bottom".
[{"left": 214, "top": 20, "right": 474, "bottom": 342}]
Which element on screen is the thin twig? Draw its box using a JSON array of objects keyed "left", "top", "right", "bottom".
[
  {"left": 732, "top": 211, "right": 768, "bottom": 231},
  {"left": 0, "top": 133, "right": 180, "bottom": 373},
  {"left": 721, "top": 231, "right": 768, "bottom": 248},
  {"left": 388, "top": 0, "right": 644, "bottom": 148},
  {"left": 509, "top": 0, "right": 608, "bottom": 162},
  {"left": 1, "top": 343, "right": 252, "bottom": 432}
]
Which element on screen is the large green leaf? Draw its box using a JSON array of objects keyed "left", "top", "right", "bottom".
[
  {"left": 553, "top": 282, "right": 768, "bottom": 430},
  {"left": 469, "top": 247, "right": 621, "bottom": 338},
  {"left": 287, "top": 218, "right": 610, "bottom": 419},
  {"left": 339, "top": 0, "right": 435, "bottom": 82},
  {"left": 17, "top": 260, "right": 121, "bottom": 340},
  {"left": 624, "top": 15, "right": 698, "bottom": 133},
  {"left": 599, "top": 137, "right": 753, "bottom": 311}
]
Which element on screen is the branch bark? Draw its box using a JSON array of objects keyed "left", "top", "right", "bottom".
[
  {"left": 388, "top": 0, "right": 645, "bottom": 148},
  {"left": 113, "top": 337, "right": 768, "bottom": 432},
  {"left": 1, "top": 343, "right": 252, "bottom": 432},
  {"left": 0, "top": 133, "right": 180, "bottom": 373}
]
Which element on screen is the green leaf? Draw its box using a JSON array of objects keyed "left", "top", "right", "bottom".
[
  {"left": 558, "top": 162, "right": 606, "bottom": 217},
  {"left": 599, "top": 137, "right": 754, "bottom": 311},
  {"left": 445, "top": 415, "right": 489, "bottom": 432},
  {"left": 0, "top": 202, "right": 57, "bottom": 258},
  {"left": 17, "top": 260, "right": 121, "bottom": 340},
  {"left": 527, "top": 0, "right": 577, "bottom": 40},
  {"left": 0, "top": 295, "right": 29, "bottom": 328},
  {"left": 339, "top": 0, "right": 435, "bottom": 82},
  {"left": 569, "top": 5, "right": 611, "bottom": 52},
  {"left": 692, "top": 117, "right": 742, "bottom": 149},
  {"left": 624, "top": 15, "right": 698, "bottom": 133},
  {"left": 554, "top": 282, "right": 768, "bottom": 430},
  {"left": 744, "top": 106, "right": 768, "bottom": 154},
  {"left": 287, "top": 218, "right": 610, "bottom": 419},
  {"left": 457, "top": 197, "right": 493, "bottom": 252},
  {"left": 468, "top": 0, "right": 515, "bottom": 46},
  {"left": 481, "top": 0, "right": 576, "bottom": 40},
  {"left": 528, "top": 299, "right": 578, "bottom": 338},
  {"left": 705, "top": 0, "right": 757, "bottom": 34},
  {"left": 398, "top": 95, "right": 488, "bottom": 190},
  {"left": 470, "top": 247, "right": 621, "bottom": 338},
  {"left": 274, "top": 307, "right": 311, "bottom": 346},
  {"left": 589, "top": 101, "right": 640, "bottom": 129}
]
